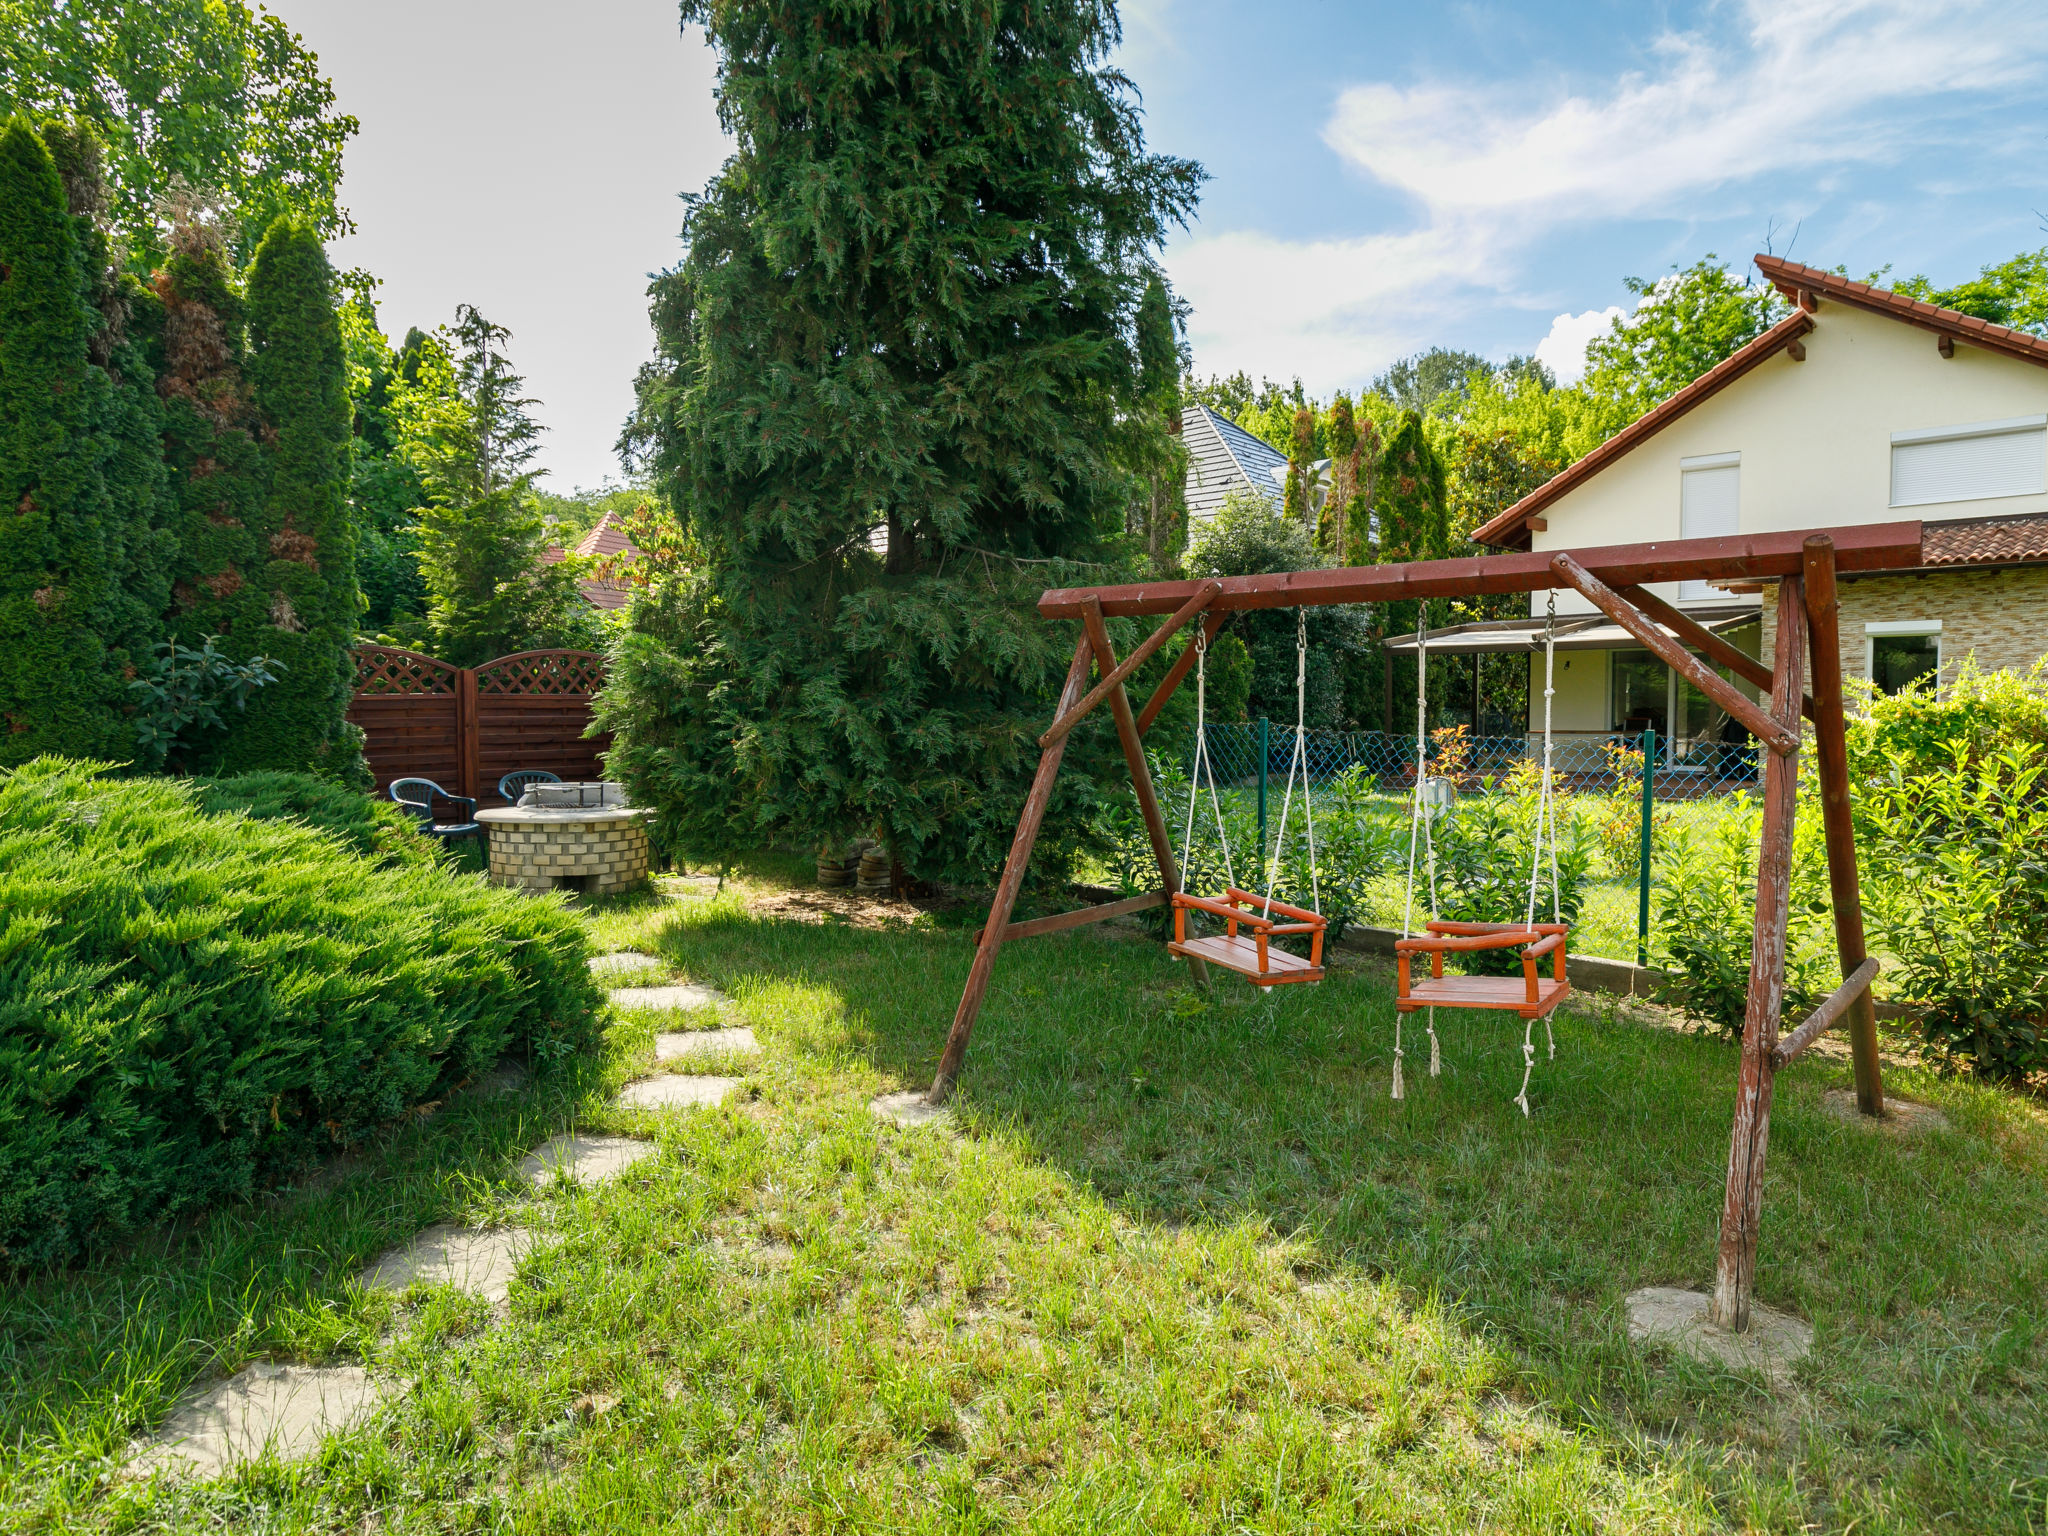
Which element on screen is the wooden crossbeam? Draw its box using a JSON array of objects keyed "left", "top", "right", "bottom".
[
  {"left": 1615, "top": 583, "right": 1817, "bottom": 725},
  {"left": 1039, "top": 522, "right": 1922, "bottom": 619},
  {"left": 1773, "top": 957, "right": 1882, "bottom": 1069},
  {"left": 1551, "top": 554, "right": 1800, "bottom": 757},
  {"left": 1137, "top": 611, "right": 1230, "bottom": 736},
  {"left": 974, "top": 890, "right": 1166, "bottom": 946},
  {"left": 1040, "top": 583, "right": 1219, "bottom": 748}
]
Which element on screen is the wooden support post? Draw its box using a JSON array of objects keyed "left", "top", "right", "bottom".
[
  {"left": 456, "top": 666, "right": 480, "bottom": 803},
  {"left": 928, "top": 632, "right": 1094, "bottom": 1104},
  {"left": 1551, "top": 553, "right": 1799, "bottom": 756},
  {"left": 1136, "top": 610, "right": 1229, "bottom": 736},
  {"left": 1802, "top": 536, "right": 1886, "bottom": 1116},
  {"left": 1711, "top": 576, "right": 1807, "bottom": 1332},
  {"left": 1082, "top": 600, "right": 1209, "bottom": 990}
]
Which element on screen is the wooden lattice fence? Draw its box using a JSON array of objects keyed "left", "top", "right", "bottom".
[{"left": 349, "top": 646, "right": 610, "bottom": 800}]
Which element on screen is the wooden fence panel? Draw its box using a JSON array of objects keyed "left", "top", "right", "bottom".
[{"left": 348, "top": 646, "right": 610, "bottom": 801}]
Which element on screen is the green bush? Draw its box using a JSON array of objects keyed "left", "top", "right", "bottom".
[
  {"left": 1429, "top": 777, "right": 1597, "bottom": 975},
  {"left": 1650, "top": 793, "right": 1834, "bottom": 1035},
  {"left": 0, "top": 758, "right": 602, "bottom": 1267},
  {"left": 190, "top": 770, "right": 438, "bottom": 871}
]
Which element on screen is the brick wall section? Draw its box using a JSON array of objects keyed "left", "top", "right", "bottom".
[
  {"left": 1760, "top": 566, "right": 2048, "bottom": 685},
  {"left": 487, "top": 812, "right": 650, "bottom": 896}
]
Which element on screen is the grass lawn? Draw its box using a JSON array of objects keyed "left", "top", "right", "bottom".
[{"left": 5, "top": 856, "right": 2045, "bottom": 1532}]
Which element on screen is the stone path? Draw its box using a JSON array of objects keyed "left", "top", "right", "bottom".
[
  {"left": 358, "top": 1223, "right": 541, "bottom": 1305},
  {"left": 656, "top": 1026, "right": 759, "bottom": 1060},
  {"left": 610, "top": 982, "right": 729, "bottom": 1012},
  {"left": 589, "top": 950, "right": 664, "bottom": 979},
  {"left": 130, "top": 1364, "right": 391, "bottom": 1478},
  {"left": 521, "top": 1133, "right": 657, "bottom": 1187},
  {"left": 618, "top": 1074, "right": 742, "bottom": 1109}
]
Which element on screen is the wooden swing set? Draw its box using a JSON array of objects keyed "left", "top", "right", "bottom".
[{"left": 932, "top": 520, "right": 1923, "bottom": 1332}]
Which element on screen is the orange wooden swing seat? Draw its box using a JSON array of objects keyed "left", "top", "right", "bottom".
[
  {"left": 1169, "top": 887, "right": 1327, "bottom": 986},
  {"left": 1396, "top": 920, "right": 1571, "bottom": 1019}
]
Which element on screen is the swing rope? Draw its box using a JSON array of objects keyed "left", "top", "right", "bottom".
[
  {"left": 1179, "top": 633, "right": 1236, "bottom": 895},
  {"left": 1512, "top": 592, "right": 1565, "bottom": 1116},
  {"left": 1261, "top": 610, "right": 1321, "bottom": 923},
  {"left": 1393, "top": 612, "right": 1440, "bottom": 1099}
]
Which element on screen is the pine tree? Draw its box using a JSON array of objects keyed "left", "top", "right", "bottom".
[
  {"left": 1129, "top": 270, "right": 1186, "bottom": 572},
  {"left": 0, "top": 117, "right": 125, "bottom": 762},
  {"left": 203, "top": 215, "right": 362, "bottom": 778},
  {"left": 608, "top": 0, "right": 1203, "bottom": 881},
  {"left": 398, "top": 306, "right": 584, "bottom": 665}
]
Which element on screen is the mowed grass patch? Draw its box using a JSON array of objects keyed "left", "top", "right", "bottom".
[{"left": 2, "top": 858, "right": 2042, "bottom": 1532}]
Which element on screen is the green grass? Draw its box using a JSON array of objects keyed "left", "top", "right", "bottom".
[{"left": 4, "top": 855, "right": 2045, "bottom": 1532}]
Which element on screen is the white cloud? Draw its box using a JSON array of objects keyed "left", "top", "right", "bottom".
[
  {"left": 1170, "top": 0, "right": 2048, "bottom": 392},
  {"left": 1534, "top": 307, "right": 1624, "bottom": 385}
]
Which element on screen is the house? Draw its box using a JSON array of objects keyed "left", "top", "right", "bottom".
[
  {"left": 1401, "top": 257, "right": 2048, "bottom": 753},
  {"left": 541, "top": 509, "right": 643, "bottom": 611},
  {"left": 1181, "top": 402, "right": 1328, "bottom": 527}
]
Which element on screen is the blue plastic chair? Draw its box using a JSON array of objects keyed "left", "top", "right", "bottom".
[
  {"left": 498, "top": 768, "right": 561, "bottom": 805},
  {"left": 388, "top": 778, "right": 483, "bottom": 847}
]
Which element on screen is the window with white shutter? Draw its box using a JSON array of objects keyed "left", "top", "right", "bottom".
[
  {"left": 1679, "top": 452, "right": 1740, "bottom": 600},
  {"left": 1890, "top": 416, "right": 2047, "bottom": 508}
]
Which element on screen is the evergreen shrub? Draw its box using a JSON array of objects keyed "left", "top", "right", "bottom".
[
  {"left": 0, "top": 758, "right": 602, "bottom": 1267},
  {"left": 191, "top": 770, "right": 437, "bottom": 871}
]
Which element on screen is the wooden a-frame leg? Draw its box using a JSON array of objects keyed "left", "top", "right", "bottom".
[
  {"left": 1802, "top": 536, "right": 1885, "bottom": 1117},
  {"left": 1712, "top": 576, "right": 1808, "bottom": 1332},
  {"left": 1082, "top": 601, "right": 1210, "bottom": 990},
  {"left": 928, "top": 632, "right": 1094, "bottom": 1105}
]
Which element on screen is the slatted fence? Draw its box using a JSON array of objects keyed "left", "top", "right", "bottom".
[{"left": 349, "top": 646, "right": 610, "bottom": 801}]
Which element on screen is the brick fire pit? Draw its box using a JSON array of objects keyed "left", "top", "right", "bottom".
[{"left": 476, "top": 782, "right": 650, "bottom": 896}]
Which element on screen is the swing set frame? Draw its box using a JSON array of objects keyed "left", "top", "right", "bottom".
[{"left": 938, "top": 520, "right": 1921, "bottom": 1333}]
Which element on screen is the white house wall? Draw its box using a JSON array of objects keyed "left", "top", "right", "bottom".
[
  {"left": 1531, "top": 649, "right": 1610, "bottom": 734},
  {"left": 1530, "top": 303, "right": 2048, "bottom": 614}
]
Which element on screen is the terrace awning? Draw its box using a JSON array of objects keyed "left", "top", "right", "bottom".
[{"left": 1380, "top": 604, "right": 1761, "bottom": 654}]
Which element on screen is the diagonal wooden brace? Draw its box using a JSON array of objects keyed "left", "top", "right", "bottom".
[
  {"left": 1616, "top": 583, "right": 1816, "bottom": 726},
  {"left": 1772, "top": 957, "right": 1881, "bottom": 1069},
  {"left": 1137, "top": 610, "right": 1230, "bottom": 737},
  {"left": 1040, "top": 582, "right": 1220, "bottom": 748},
  {"left": 1551, "top": 553, "right": 1800, "bottom": 757}
]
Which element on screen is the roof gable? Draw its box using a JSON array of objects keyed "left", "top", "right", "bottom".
[
  {"left": 1475, "top": 258, "right": 2048, "bottom": 550},
  {"left": 1183, "top": 403, "right": 1286, "bottom": 522}
]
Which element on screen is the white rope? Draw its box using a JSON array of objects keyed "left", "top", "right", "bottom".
[
  {"left": 1179, "top": 634, "right": 1236, "bottom": 893},
  {"left": 1394, "top": 615, "right": 1434, "bottom": 1100},
  {"left": 1514, "top": 1018, "right": 1536, "bottom": 1117},
  {"left": 1261, "top": 611, "right": 1320, "bottom": 921}
]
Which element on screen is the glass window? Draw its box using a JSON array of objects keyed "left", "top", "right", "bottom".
[
  {"left": 1871, "top": 633, "right": 1939, "bottom": 694},
  {"left": 1610, "top": 649, "right": 1668, "bottom": 735}
]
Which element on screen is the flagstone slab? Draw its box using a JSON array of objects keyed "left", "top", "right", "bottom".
[
  {"left": 589, "top": 951, "right": 665, "bottom": 978},
  {"left": 520, "top": 1134, "right": 655, "bottom": 1187},
  {"left": 131, "top": 1363, "right": 390, "bottom": 1478},
  {"left": 617, "top": 1074, "right": 742, "bottom": 1110},
  {"left": 610, "top": 983, "right": 729, "bottom": 1012},
  {"left": 655, "top": 1026, "right": 760, "bottom": 1060},
  {"left": 358, "top": 1224, "right": 540, "bottom": 1305}
]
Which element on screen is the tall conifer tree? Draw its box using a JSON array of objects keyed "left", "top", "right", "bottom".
[
  {"left": 0, "top": 118, "right": 125, "bottom": 761},
  {"left": 608, "top": 0, "right": 1202, "bottom": 879}
]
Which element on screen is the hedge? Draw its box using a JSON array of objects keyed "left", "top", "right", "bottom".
[
  {"left": 191, "top": 770, "right": 438, "bottom": 871},
  {"left": 0, "top": 759, "right": 603, "bottom": 1268}
]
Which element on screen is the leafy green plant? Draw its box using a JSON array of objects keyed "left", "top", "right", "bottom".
[
  {"left": 1429, "top": 778, "right": 1596, "bottom": 975},
  {"left": 191, "top": 770, "right": 436, "bottom": 871},
  {"left": 128, "top": 634, "right": 282, "bottom": 770},
  {"left": 1858, "top": 741, "right": 2048, "bottom": 1081},
  {"left": 0, "top": 757, "right": 603, "bottom": 1267},
  {"left": 1650, "top": 794, "right": 1832, "bottom": 1035}
]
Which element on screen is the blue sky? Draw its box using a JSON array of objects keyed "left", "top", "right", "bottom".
[{"left": 271, "top": 0, "right": 2048, "bottom": 489}]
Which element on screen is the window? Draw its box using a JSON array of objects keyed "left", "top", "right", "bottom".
[
  {"left": 1679, "top": 452, "right": 1740, "bottom": 599},
  {"left": 1866, "top": 620, "right": 1941, "bottom": 694},
  {"left": 1610, "top": 649, "right": 1668, "bottom": 735},
  {"left": 1890, "top": 415, "right": 2047, "bottom": 508}
]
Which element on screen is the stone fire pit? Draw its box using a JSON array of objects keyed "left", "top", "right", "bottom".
[{"left": 477, "top": 781, "right": 650, "bottom": 896}]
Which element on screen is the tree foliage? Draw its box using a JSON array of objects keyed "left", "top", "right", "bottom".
[
  {"left": 605, "top": 0, "right": 1202, "bottom": 882},
  {"left": 1581, "top": 256, "right": 1787, "bottom": 408},
  {"left": 1894, "top": 248, "right": 2048, "bottom": 335},
  {"left": 0, "top": 0, "right": 356, "bottom": 266}
]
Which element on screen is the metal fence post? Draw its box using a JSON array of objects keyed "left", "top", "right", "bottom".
[
  {"left": 1256, "top": 716, "right": 1269, "bottom": 860},
  {"left": 1637, "top": 727, "right": 1657, "bottom": 966}
]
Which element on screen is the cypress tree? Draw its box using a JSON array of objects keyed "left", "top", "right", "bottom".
[
  {"left": 207, "top": 216, "right": 361, "bottom": 779},
  {"left": 0, "top": 117, "right": 124, "bottom": 762},
  {"left": 1371, "top": 409, "right": 1451, "bottom": 729},
  {"left": 1282, "top": 405, "right": 1316, "bottom": 536},
  {"left": 1130, "top": 270, "right": 1187, "bottom": 572},
  {"left": 609, "top": 0, "right": 1203, "bottom": 881}
]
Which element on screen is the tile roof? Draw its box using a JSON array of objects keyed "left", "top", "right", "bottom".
[
  {"left": 1182, "top": 402, "right": 1287, "bottom": 524},
  {"left": 575, "top": 509, "right": 641, "bottom": 560},
  {"left": 1474, "top": 256, "right": 2048, "bottom": 551},
  {"left": 1920, "top": 512, "right": 2048, "bottom": 568},
  {"left": 540, "top": 510, "right": 644, "bottom": 610}
]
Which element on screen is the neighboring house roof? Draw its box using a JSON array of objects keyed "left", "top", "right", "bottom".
[
  {"left": 1182, "top": 402, "right": 1287, "bottom": 523},
  {"left": 1473, "top": 257, "right": 2048, "bottom": 552},
  {"left": 541, "top": 510, "right": 644, "bottom": 611}
]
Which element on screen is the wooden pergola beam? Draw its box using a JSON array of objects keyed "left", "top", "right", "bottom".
[{"left": 1039, "top": 522, "right": 1922, "bottom": 619}]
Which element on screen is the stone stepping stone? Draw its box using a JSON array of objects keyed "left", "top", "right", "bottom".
[
  {"left": 520, "top": 1133, "right": 655, "bottom": 1187},
  {"left": 656, "top": 1026, "right": 760, "bottom": 1060},
  {"left": 589, "top": 951, "right": 664, "bottom": 978},
  {"left": 1624, "top": 1286, "right": 1812, "bottom": 1384},
  {"left": 610, "top": 983, "right": 729, "bottom": 1012},
  {"left": 871, "top": 1090, "right": 950, "bottom": 1128},
  {"left": 359, "top": 1224, "right": 540, "bottom": 1305},
  {"left": 130, "top": 1363, "right": 390, "bottom": 1477},
  {"left": 616, "top": 1074, "right": 742, "bottom": 1110}
]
